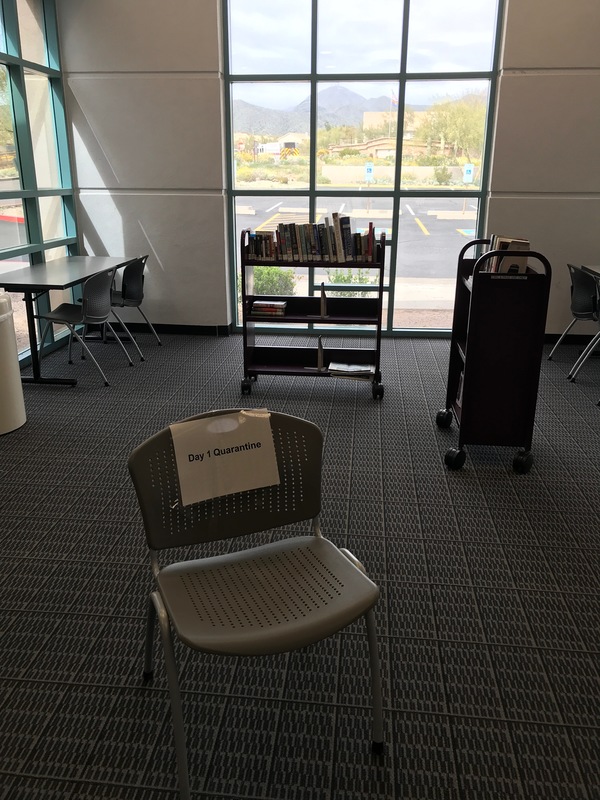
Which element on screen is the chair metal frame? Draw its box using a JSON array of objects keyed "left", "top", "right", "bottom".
[
  {"left": 566, "top": 267, "right": 600, "bottom": 383},
  {"left": 37, "top": 267, "right": 133, "bottom": 386},
  {"left": 128, "top": 409, "right": 383, "bottom": 800},
  {"left": 110, "top": 255, "right": 161, "bottom": 359},
  {"left": 547, "top": 264, "right": 598, "bottom": 375}
]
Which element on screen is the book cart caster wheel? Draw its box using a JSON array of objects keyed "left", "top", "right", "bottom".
[
  {"left": 372, "top": 382, "right": 384, "bottom": 399},
  {"left": 513, "top": 450, "right": 533, "bottom": 474},
  {"left": 241, "top": 378, "right": 252, "bottom": 395},
  {"left": 436, "top": 409, "right": 453, "bottom": 429},
  {"left": 445, "top": 447, "right": 466, "bottom": 470}
]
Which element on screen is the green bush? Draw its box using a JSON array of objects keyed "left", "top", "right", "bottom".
[
  {"left": 253, "top": 266, "right": 296, "bottom": 296},
  {"left": 236, "top": 166, "right": 256, "bottom": 182},
  {"left": 326, "top": 267, "right": 377, "bottom": 297},
  {"left": 433, "top": 165, "right": 452, "bottom": 185}
]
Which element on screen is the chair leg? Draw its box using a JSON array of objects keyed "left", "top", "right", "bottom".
[
  {"left": 547, "top": 319, "right": 577, "bottom": 361},
  {"left": 137, "top": 307, "right": 162, "bottom": 345},
  {"left": 568, "top": 330, "right": 600, "bottom": 381},
  {"left": 111, "top": 309, "right": 145, "bottom": 361},
  {"left": 151, "top": 591, "right": 191, "bottom": 800},
  {"left": 143, "top": 594, "right": 157, "bottom": 681},
  {"left": 365, "top": 608, "right": 383, "bottom": 753},
  {"left": 38, "top": 320, "right": 51, "bottom": 364},
  {"left": 69, "top": 327, "right": 110, "bottom": 386},
  {"left": 105, "top": 320, "right": 134, "bottom": 366}
]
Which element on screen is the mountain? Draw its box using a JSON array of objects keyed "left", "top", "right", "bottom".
[{"left": 233, "top": 85, "right": 395, "bottom": 136}]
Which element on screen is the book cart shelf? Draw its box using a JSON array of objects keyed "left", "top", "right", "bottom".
[
  {"left": 436, "top": 238, "right": 551, "bottom": 473},
  {"left": 239, "top": 228, "right": 386, "bottom": 399}
]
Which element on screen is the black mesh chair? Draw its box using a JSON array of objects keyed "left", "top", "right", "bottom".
[
  {"left": 38, "top": 268, "right": 133, "bottom": 386},
  {"left": 110, "top": 256, "right": 161, "bottom": 360},
  {"left": 548, "top": 264, "right": 598, "bottom": 369},
  {"left": 128, "top": 408, "right": 383, "bottom": 800},
  {"left": 566, "top": 266, "right": 600, "bottom": 382}
]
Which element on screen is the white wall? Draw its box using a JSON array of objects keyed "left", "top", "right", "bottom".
[
  {"left": 486, "top": 0, "right": 600, "bottom": 334},
  {"left": 55, "top": 0, "right": 230, "bottom": 328}
]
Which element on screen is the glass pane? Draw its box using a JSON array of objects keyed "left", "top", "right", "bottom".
[
  {"left": 402, "top": 80, "right": 489, "bottom": 191},
  {"left": 407, "top": 0, "right": 498, "bottom": 73},
  {"left": 317, "top": 0, "right": 403, "bottom": 74},
  {"left": 24, "top": 70, "right": 60, "bottom": 188},
  {"left": 1, "top": 255, "right": 29, "bottom": 352},
  {"left": 232, "top": 82, "right": 310, "bottom": 189},
  {"left": 17, "top": 0, "right": 47, "bottom": 65},
  {"left": 394, "top": 196, "right": 479, "bottom": 330},
  {"left": 235, "top": 195, "right": 310, "bottom": 325},
  {"left": 317, "top": 81, "right": 399, "bottom": 191},
  {"left": 0, "top": 67, "right": 21, "bottom": 184},
  {"left": 0, "top": 198, "right": 26, "bottom": 250},
  {"left": 0, "top": 12, "right": 7, "bottom": 53},
  {"left": 39, "top": 195, "right": 64, "bottom": 240},
  {"left": 229, "top": 0, "right": 311, "bottom": 75}
]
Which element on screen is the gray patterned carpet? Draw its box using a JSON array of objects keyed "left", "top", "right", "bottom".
[{"left": 0, "top": 332, "right": 598, "bottom": 799}]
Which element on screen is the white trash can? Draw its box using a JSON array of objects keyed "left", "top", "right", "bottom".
[{"left": 0, "top": 290, "right": 26, "bottom": 434}]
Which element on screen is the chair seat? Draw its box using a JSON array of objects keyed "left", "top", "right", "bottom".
[
  {"left": 41, "top": 302, "right": 84, "bottom": 325},
  {"left": 111, "top": 289, "right": 136, "bottom": 308},
  {"left": 157, "top": 535, "right": 379, "bottom": 656}
]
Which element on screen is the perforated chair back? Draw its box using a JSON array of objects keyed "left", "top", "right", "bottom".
[
  {"left": 80, "top": 268, "right": 115, "bottom": 325},
  {"left": 128, "top": 409, "right": 323, "bottom": 551},
  {"left": 120, "top": 256, "right": 147, "bottom": 306},
  {"left": 568, "top": 263, "right": 598, "bottom": 320}
]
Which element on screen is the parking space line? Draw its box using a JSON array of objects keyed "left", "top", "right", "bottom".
[{"left": 414, "top": 217, "right": 430, "bottom": 235}]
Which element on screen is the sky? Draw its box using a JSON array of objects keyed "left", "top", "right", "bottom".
[{"left": 228, "top": 0, "right": 499, "bottom": 109}]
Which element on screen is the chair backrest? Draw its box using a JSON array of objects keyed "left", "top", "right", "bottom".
[
  {"left": 121, "top": 255, "right": 148, "bottom": 305},
  {"left": 568, "top": 264, "right": 598, "bottom": 320},
  {"left": 81, "top": 268, "right": 116, "bottom": 325},
  {"left": 128, "top": 409, "right": 323, "bottom": 551}
]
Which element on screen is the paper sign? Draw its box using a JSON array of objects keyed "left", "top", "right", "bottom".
[{"left": 169, "top": 409, "right": 280, "bottom": 506}]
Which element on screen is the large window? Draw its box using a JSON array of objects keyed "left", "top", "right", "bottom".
[
  {"left": 225, "top": 0, "right": 502, "bottom": 332},
  {"left": 0, "top": 0, "right": 76, "bottom": 356}
]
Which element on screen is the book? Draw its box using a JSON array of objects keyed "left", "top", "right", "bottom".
[
  {"left": 324, "top": 217, "right": 334, "bottom": 261},
  {"left": 497, "top": 238, "right": 530, "bottom": 274},
  {"left": 340, "top": 216, "right": 354, "bottom": 261},
  {"left": 252, "top": 300, "right": 287, "bottom": 309},
  {"left": 367, "top": 222, "right": 374, "bottom": 263},
  {"left": 331, "top": 212, "right": 346, "bottom": 263},
  {"left": 487, "top": 234, "right": 530, "bottom": 274},
  {"left": 328, "top": 362, "right": 375, "bottom": 375},
  {"left": 328, "top": 362, "right": 376, "bottom": 380},
  {"left": 251, "top": 299, "right": 287, "bottom": 317}
]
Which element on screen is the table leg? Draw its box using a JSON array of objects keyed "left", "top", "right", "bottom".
[{"left": 20, "top": 291, "right": 77, "bottom": 386}]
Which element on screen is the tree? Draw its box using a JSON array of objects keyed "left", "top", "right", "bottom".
[
  {"left": 413, "top": 92, "right": 486, "bottom": 162},
  {"left": 0, "top": 69, "right": 16, "bottom": 148}
]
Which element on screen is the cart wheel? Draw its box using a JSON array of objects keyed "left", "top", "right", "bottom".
[
  {"left": 513, "top": 450, "right": 533, "bottom": 474},
  {"left": 241, "top": 378, "right": 252, "bottom": 395},
  {"left": 436, "top": 409, "right": 453, "bottom": 429},
  {"left": 445, "top": 447, "right": 466, "bottom": 470},
  {"left": 372, "top": 383, "right": 384, "bottom": 400}
]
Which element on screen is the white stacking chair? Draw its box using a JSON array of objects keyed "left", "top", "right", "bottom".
[{"left": 127, "top": 408, "right": 383, "bottom": 800}]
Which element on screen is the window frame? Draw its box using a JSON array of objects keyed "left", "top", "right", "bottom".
[
  {"left": 0, "top": 0, "right": 78, "bottom": 361},
  {"left": 223, "top": 0, "right": 505, "bottom": 336}
]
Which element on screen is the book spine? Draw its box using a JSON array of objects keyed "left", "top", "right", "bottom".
[
  {"left": 317, "top": 224, "right": 329, "bottom": 261},
  {"left": 324, "top": 217, "right": 333, "bottom": 261},
  {"left": 332, "top": 212, "right": 345, "bottom": 262},
  {"left": 340, "top": 216, "right": 354, "bottom": 261},
  {"left": 284, "top": 225, "right": 294, "bottom": 262},
  {"left": 289, "top": 223, "right": 300, "bottom": 262}
]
